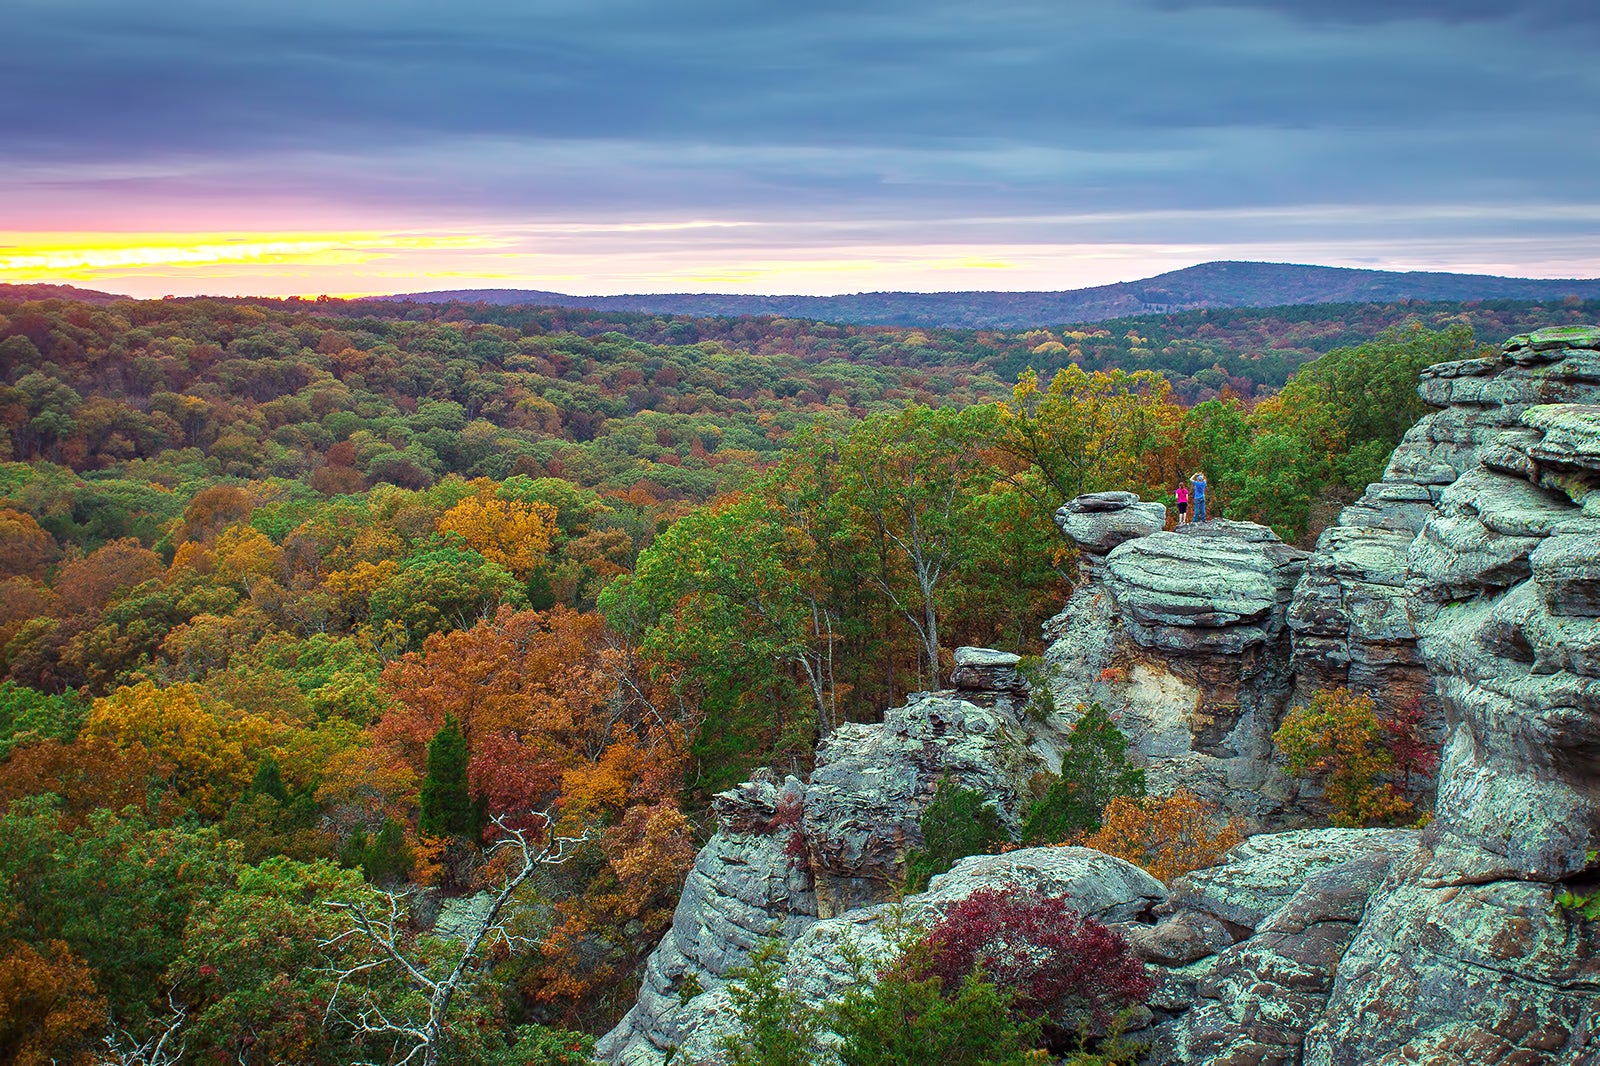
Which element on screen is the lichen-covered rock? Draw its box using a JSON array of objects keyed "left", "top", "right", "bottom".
[
  {"left": 803, "top": 693, "right": 1040, "bottom": 917},
  {"left": 616, "top": 847, "right": 1168, "bottom": 1066},
  {"left": 1102, "top": 521, "right": 1308, "bottom": 657},
  {"left": 1165, "top": 828, "right": 1420, "bottom": 934},
  {"left": 1302, "top": 844, "right": 1600, "bottom": 1066},
  {"left": 1035, "top": 521, "right": 1308, "bottom": 824},
  {"left": 1288, "top": 330, "right": 1600, "bottom": 766},
  {"left": 1408, "top": 413, "right": 1600, "bottom": 880},
  {"left": 595, "top": 774, "right": 816, "bottom": 1065},
  {"left": 1057, "top": 491, "right": 1168, "bottom": 555}
]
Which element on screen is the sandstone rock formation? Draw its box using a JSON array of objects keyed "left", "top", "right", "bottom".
[
  {"left": 1046, "top": 507, "right": 1307, "bottom": 823},
  {"left": 1288, "top": 324, "right": 1600, "bottom": 747},
  {"left": 600, "top": 328, "right": 1600, "bottom": 1066}
]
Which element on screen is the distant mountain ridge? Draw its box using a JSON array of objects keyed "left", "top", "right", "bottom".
[
  {"left": 379, "top": 260, "right": 1600, "bottom": 328},
  {"left": 7, "top": 261, "right": 1600, "bottom": 329}
]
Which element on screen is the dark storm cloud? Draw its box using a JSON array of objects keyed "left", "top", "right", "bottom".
[{"left": 3, "top": 0, "right": 1598, "bottom": 222}]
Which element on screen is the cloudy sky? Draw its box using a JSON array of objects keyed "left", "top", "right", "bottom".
[{"left": 3, "top": 0, "right": 1598, "bottom": 297}]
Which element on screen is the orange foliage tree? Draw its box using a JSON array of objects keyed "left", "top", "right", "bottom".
[
  {"left": 369, "top": 606, "right": 680, "bottom": 822},
  {"left": 1083, "top": 789, "right": 1242, "bottom": 882},
  {"left": 0, "top": 939, "right": 107, "bottom": 1066},
  {"left": 1273, "top": 687, "right": 1415, "bottom": 827}
]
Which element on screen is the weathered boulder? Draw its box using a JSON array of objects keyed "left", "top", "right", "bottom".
[
  {"left": 948, "top": 645, "right": 1029, "bottom": 696},
  {"left": 1103, "top": 520, "right": 1308, "bottom": 657},
  {"left": 803, "top": 693, "right": 1040, "bottom": 917},
  {"left": 1056, "top": 490, "right": 1167, "bottom": 577},
  {"left": 1168, "top": 850, "right": 1406, "bottom": 1066},
  {"left": 1164, "top": 827, "right": 1420, "bottom": 934},
  {"left": 1135, "top": 828, "right": 1419, "bottom": 1066}
]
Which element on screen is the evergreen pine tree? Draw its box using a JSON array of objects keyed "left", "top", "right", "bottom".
[
  {"left": 1023, "top": 702, "right": 1145, "bottom": 844},
  {"left": 363, "top": 818, "right": 414, "bottom": 885},
  {"left": 420, "top": 714, "right": 476, "bottom": 838},
  {"left": 245, "top": 754, "right": 290, "bottom": 805}
]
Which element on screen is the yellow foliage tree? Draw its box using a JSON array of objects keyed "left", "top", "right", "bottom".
[
  {"left": 83, "top": 681, "right": 280, "bottom": 819},
  {"left": 1273, "top": 687, "right": 1414, "bottom": 827},
  {"left": 437, "top": 488, "right": 558, "bottom": 580}
]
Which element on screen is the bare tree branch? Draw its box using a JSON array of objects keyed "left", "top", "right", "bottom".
[
  {"left": 322, "top": 811, "right": 591, "bottom": 1066},
  {"left": 99, "top": 994, "right": 186, "bottom": 1066}
]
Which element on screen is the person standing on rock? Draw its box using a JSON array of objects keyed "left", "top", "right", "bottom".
[
  {"left": 1191, "top": 472, "right": 1208, "bottom": 522},
  {"left": 1175, "top": 480, "right": 1190, "bottom": 525}
]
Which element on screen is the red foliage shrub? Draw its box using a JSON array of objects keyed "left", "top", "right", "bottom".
[
  {"left": 917, "top": 885, "right": 1154, "bottom": 1026},
  {"left": 1383, "top": 695, "right": 1439, "bottom": 794}
]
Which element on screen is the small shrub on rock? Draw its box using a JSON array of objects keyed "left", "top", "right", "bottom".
[
  {"left": 915, "top": 886, "right": 1154, "bottom": 1034},
  {"left": 903, "top": 775, "right": 1007, "bottom": 893},
  {"left": 1273, "top": 687, "right": 1416, "bottom": 827},
  {"left": 1082, "top": 790, "right": 1241, "bottom": 882},
  {"left": 719, "top": 938, "right": 824, "bottom": 1066}
]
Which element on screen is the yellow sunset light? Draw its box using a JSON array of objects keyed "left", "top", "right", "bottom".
[{"left": 0, "top": 231, "right": 500, "bottom": 282}]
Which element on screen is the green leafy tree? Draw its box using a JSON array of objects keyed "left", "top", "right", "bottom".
[
  {"left": 369, "top": 548, "right": 525, "bottom": 646},
  {"left": 837, "top": 405, "right": 991, "bottom": 682},
  {"left": 904, "top": 775, "right": 1008, "bottom": 893},
  {"left": 1023, "top": 703, "right": 1145, "bottom": 844},
  {"left": 996, "top": 364, "right": 1178, "bottom": 505},
  {"left": 420, "top": 715, "right": 476, "bottom": 839}
]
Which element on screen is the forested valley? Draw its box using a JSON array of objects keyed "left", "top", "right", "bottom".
[{"left": 0, "top": 290, "right": 1588, "bottom": 1064}]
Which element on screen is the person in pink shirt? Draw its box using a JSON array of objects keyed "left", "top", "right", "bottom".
[{"left": 1175, "top": 481, "right": 1190, "bottom": 525}]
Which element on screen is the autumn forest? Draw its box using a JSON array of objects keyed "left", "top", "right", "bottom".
[{"left": 0, "top": 289, "right": 1594, "bottom": 1065}]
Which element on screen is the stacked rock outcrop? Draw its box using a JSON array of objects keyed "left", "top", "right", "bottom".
[
  {"left": 600, "top": 328, "right": 1600, "bottom": 1066},
  {"left": 597, "top": 691, "right": 1043, "bottom": 1063},
  {"left": 1046, "top": 505, "right": 1308, "bottom": 823}
]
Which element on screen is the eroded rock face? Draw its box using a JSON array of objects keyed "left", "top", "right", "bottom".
[
  {"left": 1048, "top": 513, "right": 1308, "bottom": 824},
  {"left": 803, "top": 693, "right": 1040, "bottom": 916},
  {"left": 594, "top": 774, "right": 816, "bottom": 1065},
  {"left": 1288, "top": 327, "right": 1600, "bottom": 755},
  {"left": 1406, "top": 417, "right": 1600, "bottom": 879},
  {"left": 1290, "top": 327, "right": 1600, "bottom": 1064},
  {"left": 1103, "top": 521, "right": 1308, "bottom": 657}
]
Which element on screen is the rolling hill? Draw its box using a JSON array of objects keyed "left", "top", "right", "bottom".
[{"left": 380, "top": 260, "right": 1600, "bottom": 328}]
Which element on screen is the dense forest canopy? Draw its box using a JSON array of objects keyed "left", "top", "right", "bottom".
[{"left": 0, "top": 289, "right": 1567, "bottom": 1064}]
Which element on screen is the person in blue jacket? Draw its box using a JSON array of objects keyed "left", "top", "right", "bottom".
[{"left": 1191, "top": 472, "right": 1208, "bottom": 522}]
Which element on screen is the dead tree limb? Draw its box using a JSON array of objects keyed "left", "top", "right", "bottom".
[{"left": 323, "top": 810, "right": 591, "bottom": 1066}]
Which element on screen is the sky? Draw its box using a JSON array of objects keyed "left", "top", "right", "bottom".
[{"left": 3, "top": 0, "right": 1599, "bottom": 298}]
